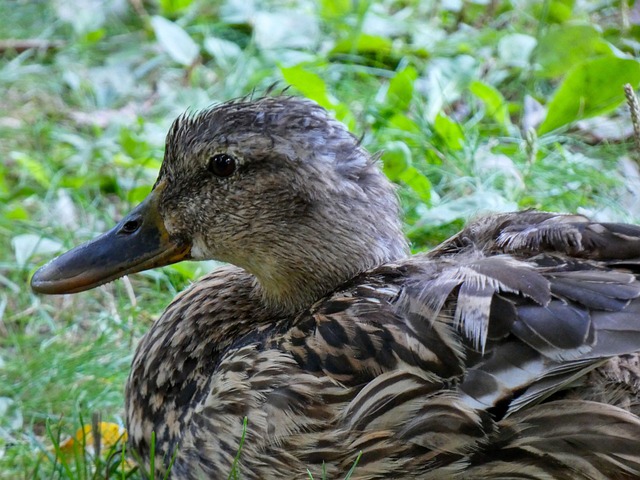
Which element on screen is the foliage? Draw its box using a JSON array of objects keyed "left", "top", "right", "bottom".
[{"left": 1, "top": 0, "right": 640, "bottom": 477}]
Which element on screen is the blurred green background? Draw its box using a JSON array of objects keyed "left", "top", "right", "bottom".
[{"left": 2, "top": 0, "right": 640, "bottom": 477}]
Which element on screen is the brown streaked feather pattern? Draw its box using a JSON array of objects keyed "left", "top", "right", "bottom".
[
  {"left": 73, "top": 98, "right": 640, "bottom": 478},
  {"left": 126, "top": 212, "right": 640, "bottom": 479},
  {"left": 466, "top": 400, "right": 640, "bottom": 479}
]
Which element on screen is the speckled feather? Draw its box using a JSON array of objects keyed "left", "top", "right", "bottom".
[{"left": 123, "top": 97, "right": 640, "bottom": 479}]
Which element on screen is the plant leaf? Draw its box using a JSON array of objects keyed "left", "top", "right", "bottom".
[
  {"left": 280, "top": 66, "right": 333, "bottom": 109},
  {"left": 150, "top": 15, "right": 199, "bottom": 66},
  {"left": 469, "top": 80, "right": 511, "bottom": 131},
  {"left": 280, "top": 65, "right": 354, "bottom": 128},
  {"left": 332, "top": 34, "right": 392, "bottom": 54},
  {"left": 382, "top": 141, "right": 412, "bottom": 180},
  {"left": 534, "top": 24, "right": 610, "bottom": 78},
  {"left": 320, "top": 0, "right": 350, "bottom": 19},
  {"left": 498, "top": 33, "right": 537, "bottom": 68},
  {"left": 434, "top": 113, "right": 465, "bottom": 151},
  {"left": 11, "top": 151, "right": 51, "bottom": 188},
  {"left": 204, "top": 37, "right": 242, "bottom": 68},
  {"left": 385, "top": 66, "right": 418, "bottom": 112},
  {"left": 400, "top": 167, "right": 432, "bottom": 204},
  {"left": 160, "top": 0, "right": 193, "bottom": 16},
  {"left": 12, "top": 234, "right": 62, "bottom": 268},
  {"left": 539, "top": 57, "right": 640, "bottom": 134}
]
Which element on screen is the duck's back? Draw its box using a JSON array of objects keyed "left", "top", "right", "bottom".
[{"left": 128, "top": 211, "right": 640, "bottom": 479}]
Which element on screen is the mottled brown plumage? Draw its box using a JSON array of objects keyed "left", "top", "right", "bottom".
[{"left": 32, "top": 96, "right": 640, "bottom": 479}]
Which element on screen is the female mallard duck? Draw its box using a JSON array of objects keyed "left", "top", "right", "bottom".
[{"left": 32, "top": 96, "right": 640, "bottom": 479}]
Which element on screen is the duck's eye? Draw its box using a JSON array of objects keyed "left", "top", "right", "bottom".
[{"left": 207, "top": 153, "right": 236, "bottom": 178}]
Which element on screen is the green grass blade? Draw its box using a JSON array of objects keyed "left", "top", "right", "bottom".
[
  {"left": 227, "top": 417, "right": 248, "bottom": 480},
  {"left": 343, "top": 451, "right": 362, "bottom": 480}
]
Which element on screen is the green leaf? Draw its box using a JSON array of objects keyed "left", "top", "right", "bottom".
[
  {"left": 539, "top": 57, "right": 640, "bottom": 134},
  {"left": 382, "top": 144, "right": 431, "bottom": 203},
  {"left": 320, "top": 0, "right": 350, "bottom": 19},
  {"left": 387, "top": 113, "right": 421, "bottom": 134},
  {"left": 532, "top": 0, "right": 575, "bottom": 23},
  {"left": 4, "top": 203, "right": 28, "bottom": 221},
  {"left": 497, "top": 33, "right": 537, "bottom": 68},
  {"left": 382, "top": 141, "right": 412, "bottom": 180},
  {"left": 281, "top": 66, "right": 332, "bottom": 109},
  {"left": 386, "top": 114, "right": 422, "bottom": 147},
  {"left": 150, "top": 16, "right": 199, "bottom": 66},
  {"left": 160, "top": 0, "right": 193, "bottom": 15},
  {"left": 127, "top": 185, "right": 153, "bottom": 204},
  {"left": 332, "top": 34, "right": 392, "bottom": 54},
  {"left": 385, "top": 66, "right": 418, "bottom": 112},
  {"left": 253, "top": 11, "right": 319, "bottom": 50},
  {"left": 469, "top": 80, "right": 511, "bottom": 130},
  {"left": 280, "top": 65, "right": 354, "bottom": 128},
  {"left": 0, "top": 168, "right": 8, "bottom": 199},
  {"left": 400, "top": 167, "right": 432, "bottom": 204},
  {"left": 534, "top": 25, "right": 610, "bottom": 78},
  {"left": 204, "top": 37, "right": 242, "bottom": 68},
  {"left": 11, "top": 151, "right": 50, "bottom": 188},
  {"left": 433, "top": 113, "right": 465, "bottom": 151},
  {"left": 83, "top": 28, "right": 105, "bottom": 43},
  {"left": 548, "top": 0, "right": 574, "bottom": 23}
]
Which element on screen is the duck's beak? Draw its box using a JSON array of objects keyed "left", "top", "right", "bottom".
[{"left": 31, "top": 181, "right": 192, "bottom": 295}]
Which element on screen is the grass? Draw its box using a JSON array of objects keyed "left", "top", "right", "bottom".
[
  {"left": 1, "top": 0, "right": 640, "bottom": 477},
  {"left": 227, "top": 418, "right": 247, "bottom": 480}
]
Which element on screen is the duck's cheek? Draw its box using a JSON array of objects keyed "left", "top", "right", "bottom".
[
  {"left": 162, "top": 214, "right": 181, "bottom": 237},
  {"left": 190, "top": 234, "right": 212, "bottom": 260}
]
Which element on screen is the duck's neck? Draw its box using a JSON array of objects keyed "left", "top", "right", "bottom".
[{"left": 245, "top": 213, "right": 409, "bottom": 315}]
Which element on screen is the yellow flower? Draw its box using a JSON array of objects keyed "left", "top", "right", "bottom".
[{"left": 57, "top": 422, "right": 127, "bottom": 457}]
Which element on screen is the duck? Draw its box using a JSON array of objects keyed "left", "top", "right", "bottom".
[{"left": 31, "top": 95, "right": 640, "bottom": 479}]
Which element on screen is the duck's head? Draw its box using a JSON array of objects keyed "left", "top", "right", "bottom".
[{"left": 31, "top": 96, "right": 408, "bottom": 312}]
